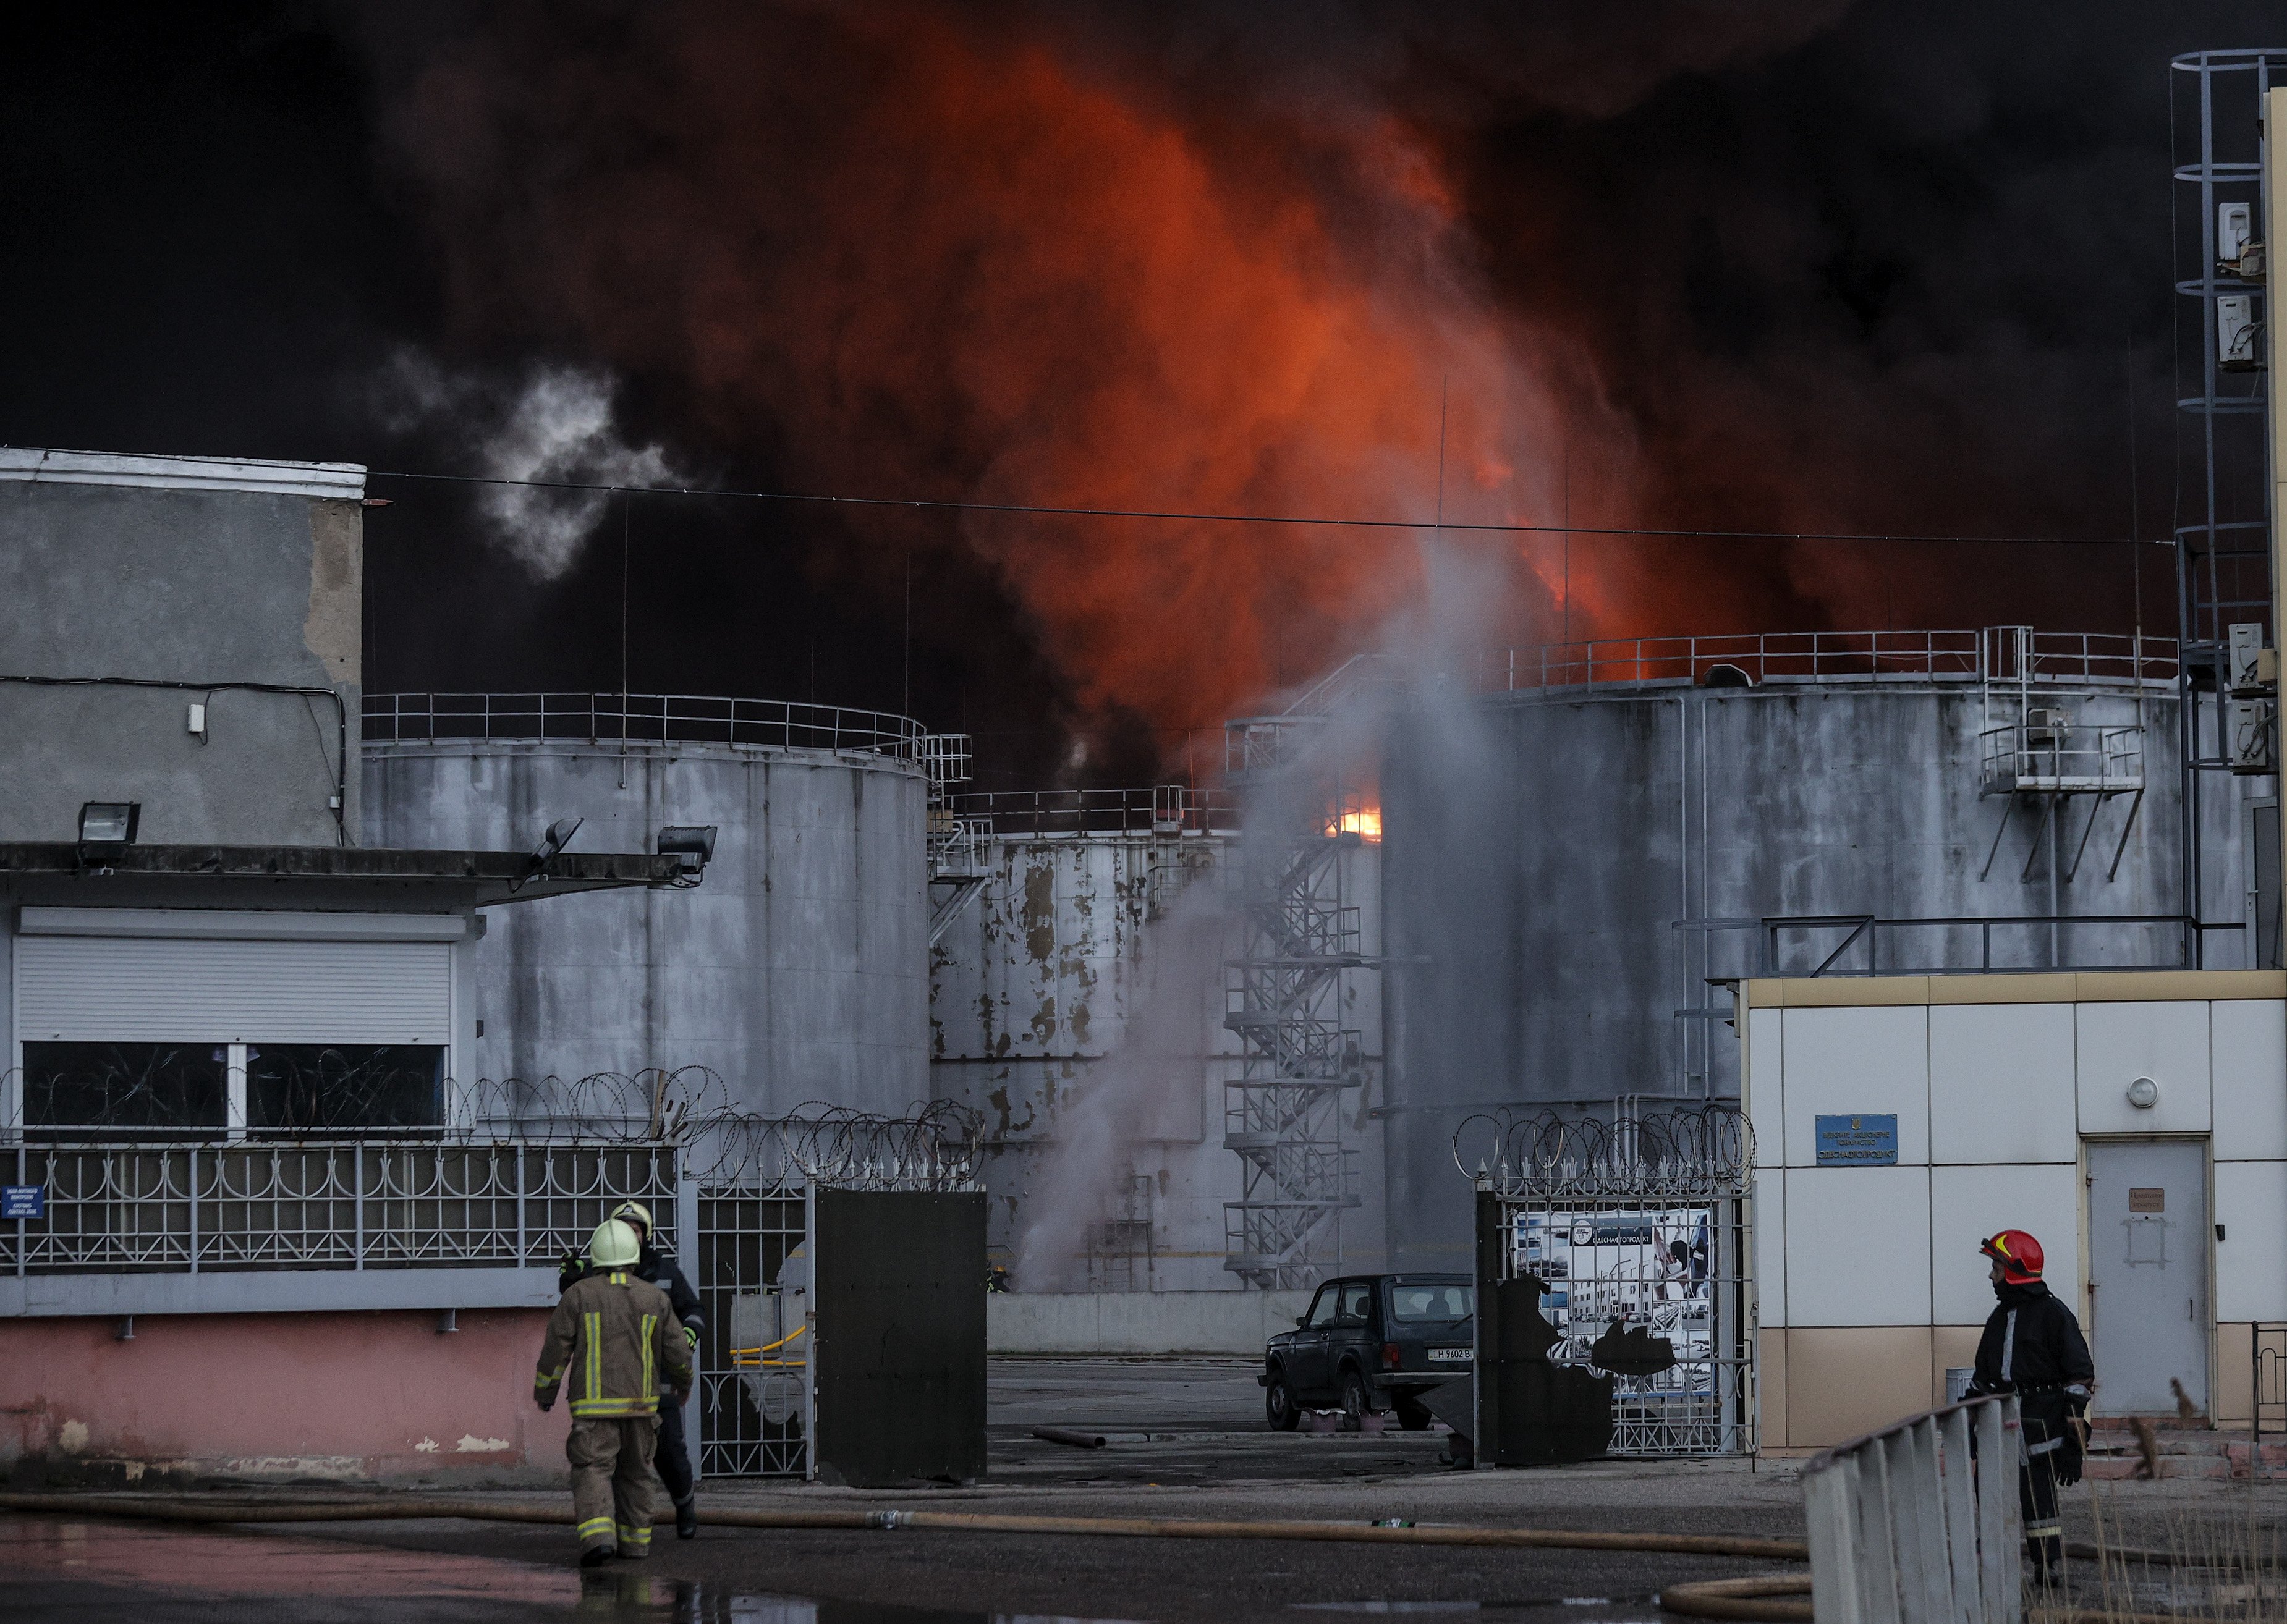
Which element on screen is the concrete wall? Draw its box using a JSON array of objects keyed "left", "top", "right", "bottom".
[
  {"left": 0, "top": 1309, "right": 566, "bottom": 1486},
  {"left": 987, "top": 1289, "right": 1313, "bottom": 1355},
  {"left": 1381, "top": 678, "right": 2254, "bottom": 1272},
  {"left": 1744, "top": 971, "right": 2287, "bottom": 1451},
  {"left": 0, "top": 477, "right": 362, "bottom": 847},
  {"left": 364, "top": 742, "right": 927, "bottom": 1114},
  {"left": 933, "top": 832, "right": 1386, "bottom": 1290}
]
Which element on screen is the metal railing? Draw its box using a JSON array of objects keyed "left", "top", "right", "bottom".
[
  {"left": 1484, "top": 629, "right": 2178, "bottom": 696},
  {"left": 2257, "top": 1323, "right": 2287, "bottom": 1440},
  {"left": 363, "top": 693, "right": 927, "bottom": 764},
  {"left": 1682, "top": 912, "right": 2219, "bottom": 978},
  {"left": 943, "top": 785, "right": 1238, "bottom": 838},
  {"left": 1804, "top": 1395, "right": 2024, "bottom": 1624},
  {"left": 1977, "top": 725, "right": 2145, "bottom": 796},
  {"left": 1, "top": 1140, "right": 674, "bottom": 1275}
]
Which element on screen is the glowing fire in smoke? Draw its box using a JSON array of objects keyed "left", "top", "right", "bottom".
[
  {"left": 1339, "top": 806, "right": 1385, "bottom": 843},
  {"left": 390, "top": 8, "right": 1658, "bottom": 736}
]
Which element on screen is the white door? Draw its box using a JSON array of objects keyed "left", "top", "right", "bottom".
[{"left": 2085, "top": 1140, "right": 2209, "bottom": 1416}]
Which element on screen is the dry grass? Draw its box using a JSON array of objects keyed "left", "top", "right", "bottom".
[{"left": 2039, "top": 1477, "right": 2287, "bottom": 1624}]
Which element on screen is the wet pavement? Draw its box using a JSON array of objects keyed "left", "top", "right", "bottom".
[
  {"left": 1, "top": 1514, "right": 1139, "bottom": 1623},
  {"left": 1, "top": 1361, "right": 1799, "bottom": 1622}
]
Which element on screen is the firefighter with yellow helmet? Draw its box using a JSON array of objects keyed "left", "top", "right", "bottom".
[
  {"left": 560, "top": 1199, "right": 705, "bottom": 1537},
  {"left": 535, "top": 1217, "right": 692, "bottom": 1565}
]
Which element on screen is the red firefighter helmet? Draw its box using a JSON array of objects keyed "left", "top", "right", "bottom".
[{"left": 1981, "top": 1229, "right": 2045, "bottom": 1285}]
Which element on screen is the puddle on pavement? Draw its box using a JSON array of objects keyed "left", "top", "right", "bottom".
[{"left": 0, "top": 1515, "right": 1136, "bottom": 1622}]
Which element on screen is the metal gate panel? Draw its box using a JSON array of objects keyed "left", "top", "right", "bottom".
[
  {"left": 813, "top": 1186, "right": 986, "bottom": 1487},
  {"left": 1464, "top": 1107, "right": 1756, "bottom": 1458},
  {"left": 15, "top": 934, "right": 453, "bottom": 1044},
  {"left": 698, "top": 1188, "right": 809, "bottom": 1478}
]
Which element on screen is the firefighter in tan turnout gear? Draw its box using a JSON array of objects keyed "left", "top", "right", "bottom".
[{"left": 535, "top": 1217, "right": 693, "bottom": 1565}]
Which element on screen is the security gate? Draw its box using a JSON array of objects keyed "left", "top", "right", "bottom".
[
  {"left": 697, "top": 1188, "right": 810, "bottom": 1477},
  {"left": 689, "top": 1101, "right": 985, "bottom": 1479},
  {"left": 1462, "top": 1107, "right": 1755, "bottom": 1456}
]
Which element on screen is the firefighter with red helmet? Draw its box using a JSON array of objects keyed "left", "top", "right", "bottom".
[{"left": 1970, "top": 1229, "right": 2094, "bottom": 1584}]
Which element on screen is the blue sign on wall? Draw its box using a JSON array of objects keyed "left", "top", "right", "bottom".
[
  {"left": 1815, "top": 1115, "right": 1899, "bottom": 1166},
  {"left": 2, "top": 1186, "right": 44, "bottom": 1220}
]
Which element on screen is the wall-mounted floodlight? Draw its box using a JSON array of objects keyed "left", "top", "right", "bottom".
[
  {"left": 78, "top": 801, "right": 141, "bottom": 859},
  {"left": 657, "top": 825, "right": 718, "bottom": 876},
  {"left": 528, "top": 816, "right": 583, "bottom": 868}
]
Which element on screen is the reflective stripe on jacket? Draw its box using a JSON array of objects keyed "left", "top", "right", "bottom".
[{"left": 535, "top": 1269, "right": 692, "bottom": 1418}]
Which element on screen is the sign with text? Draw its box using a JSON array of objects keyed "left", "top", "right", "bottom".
[
  {"left": 2, "top": 1186, "right": 44, "bottom": 1220},
  {"left": 1814, "top": 1115, "right": 1899, "bottom": 1167}
]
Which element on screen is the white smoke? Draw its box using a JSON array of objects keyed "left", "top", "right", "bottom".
[
  {"left": 1010, "top": 880, "right": 1233, "bottom": 1291},
  {"left": 377, "top": 352, "right": 679, "bottom": 577}
]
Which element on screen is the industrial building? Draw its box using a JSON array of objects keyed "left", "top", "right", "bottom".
[{"left": 0, "top": 447, "right": 709, "bottom": 1485}]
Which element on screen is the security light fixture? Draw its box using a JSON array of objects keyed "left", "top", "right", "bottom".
[
  {"left": 657, "top": 825, "right": 718, "bottom": 876},
  {"left": 78, "top": 801, "right": 140, "bottom": 858},
  {"left": 2126, "top": 1076, "right": 2160, "bottom": 1110},
  {"left": 528, "top": 816, "right": 583, "bottom": 867}
]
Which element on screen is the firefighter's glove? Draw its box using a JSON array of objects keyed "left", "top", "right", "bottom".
[{"left": 684, "top": 1325, "right": 700, "bottom": 1350}]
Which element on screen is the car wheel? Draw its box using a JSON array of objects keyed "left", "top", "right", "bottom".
[
  {"left": 1394, "top": 1395, "right": 1434, "bottom": 1431},
  {"left": 1339, "top": 1368, "right": 1372, "bottom": 1432},
  {"left": 1265, "top": 1369, "right": 1301, "bottom": 1432}
]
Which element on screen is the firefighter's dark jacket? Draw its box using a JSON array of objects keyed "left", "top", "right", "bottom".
[
  {"left": 535, "top": 1268, "right": 693, "bottom": 1419},
  {"left": 1971, "top": 1280, "right": 2095, "bottom": 1481},
  {"left": 560, "top": 1243, "right": 705, "bottom": 1339}
]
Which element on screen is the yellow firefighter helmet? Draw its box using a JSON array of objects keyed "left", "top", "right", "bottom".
[{"left": 588, "top": 1218, "right": 642, "bottom": 1269}]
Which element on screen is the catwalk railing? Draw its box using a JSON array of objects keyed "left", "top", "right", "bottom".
[
  {"left": 943, "top": 785, "right": 1239, "bottom": 838},
  {"left": 1483, "top": 628, "right": 2178, "bottom": 696},
  {"left": 364, "top": 692, "right": 927, "bottom": 764}
]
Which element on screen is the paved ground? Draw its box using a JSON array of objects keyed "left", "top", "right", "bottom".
[{"left": 9, "top": 1359, "right": 2286, "bottom": 1622}]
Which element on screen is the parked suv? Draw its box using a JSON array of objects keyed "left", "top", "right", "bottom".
[{"left": 1259, "top": 1274, "right": 1475, "bottom": 1431}]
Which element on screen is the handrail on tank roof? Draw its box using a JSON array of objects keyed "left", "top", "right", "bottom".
[
  {"left": 362, "top": 691, "right": 928, "bottom": 763},
  {"left": 1482, "top": 628, "right": 2179, "bottom": 696},
  {"left": 942, "top": 784, "right": 1239, "bottom": 838}
]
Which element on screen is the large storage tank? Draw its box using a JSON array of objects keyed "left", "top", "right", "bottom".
[
  {"left": 362, "top": 695, "right": 928, "bottom": 1116},
  {"left": 928, "top": 791, "right": 1389, "bottom": 1289},
  {"left": 1380, "top": 630, "right": 2258, "bottom": 1266}
]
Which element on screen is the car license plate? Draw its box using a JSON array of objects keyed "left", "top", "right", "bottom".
[{"left": 1428, "top": 1347, "right": 1471, "bottom": 1363}]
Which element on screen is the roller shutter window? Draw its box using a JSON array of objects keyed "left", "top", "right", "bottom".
[
  {"left": 15, "top": 935, "right": 452, "bottom": 1044},
  {"left": 15, "top": 933, "right": 453, "bottom": 1135}
]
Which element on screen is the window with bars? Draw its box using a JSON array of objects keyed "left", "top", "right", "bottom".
[{"left": 22, "top": 1042, "right": 444, "bottom": 1139}]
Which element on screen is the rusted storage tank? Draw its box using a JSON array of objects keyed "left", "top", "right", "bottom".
[{"left": 929, "top": 790, "right": 1387, "bottom": 1290}]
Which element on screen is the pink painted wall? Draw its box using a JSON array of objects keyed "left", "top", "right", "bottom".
[{"left": 0, "top": 1309, "right": 576, "bottom": 1485}]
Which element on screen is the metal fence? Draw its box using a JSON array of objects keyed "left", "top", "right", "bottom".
[
  {"left": 1803, "top": 1395, "right": 2025, "bottom": 1624},
  {"left": 1457, "top": 1108, "right": 1755, "bottom": 1456},
  {"left": 1681, "top": 912, "right": 2215, "bottom": 978},
  {"left": 363, "top": 692, "right": 927, "bottom": 764},
  {"left": 1483, "top": 628, "right": 2178, "bottom": 696},
  {"left": 0, "top": 1140, "right": 674, "bottom": 1275}
]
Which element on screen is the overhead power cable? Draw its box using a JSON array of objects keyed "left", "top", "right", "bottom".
[{"left": 365, "top": 468, "right": 2145, "bottom": 549}]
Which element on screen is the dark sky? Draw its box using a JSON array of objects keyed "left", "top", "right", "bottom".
[{"left": 2, "top": 4, "right": 2278, "bottom": 789}]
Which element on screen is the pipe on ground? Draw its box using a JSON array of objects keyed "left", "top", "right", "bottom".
[
  {"left": 1658, "top": 1574, "right": 1814, "bottom": 1622},
  {"left": 0, "top": 1492, "right": 1805, "bottom": 1560}
]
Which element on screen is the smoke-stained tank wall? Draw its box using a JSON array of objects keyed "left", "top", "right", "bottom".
[
  {"left": 1381, "top": 674, "right": 2251, "bottom": 1269},
  {"left": 932, "top": 831, "right": 1387, "bottom": 1289},
  {"left": 364, "top": 741, "right": 927, "bottom": 1114}
]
